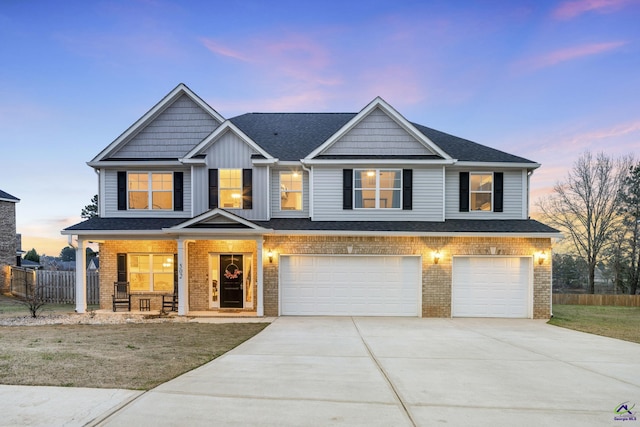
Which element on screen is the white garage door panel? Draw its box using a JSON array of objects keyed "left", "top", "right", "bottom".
[
  {"left": 281, "top": 256, "right": 420, "bottom": 316},
  {"left": 453, "top": 257, "right": 530, "bottom": 318}
]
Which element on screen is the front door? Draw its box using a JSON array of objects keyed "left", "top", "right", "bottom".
[{"left": 220, "top": 254, "right": 243, "bottom": 308}]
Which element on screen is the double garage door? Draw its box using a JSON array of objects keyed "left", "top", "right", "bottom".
[
  {"left": 280, "top": 255, "right": 421, "bottom": 316},
  {"left": 279, "top": 255, "right": 532, "bottom": 318}
]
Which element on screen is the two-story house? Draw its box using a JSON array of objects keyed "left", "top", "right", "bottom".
[{"left": 63, "top": 84, "right": 559, "bottom": 318}]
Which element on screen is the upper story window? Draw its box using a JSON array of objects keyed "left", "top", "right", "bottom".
[
  {"left": 354, "top": 169, "right": 401, "bottom": 209},
  {"left": 128, "top": 172, "right": 172, "bottom": 210},
  {"left": 280, "top": 171, "right": 303, "bottom": 211},
  {"left": 219, "top": 169, "right": 242, "bottom": 209},
  {"left": 470, "top": 172, "right": 493, "bottom": 211},
  {"left": 129, "top": 253, "right": 174, "bottom": 293}
]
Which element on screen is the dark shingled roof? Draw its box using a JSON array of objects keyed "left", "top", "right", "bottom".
[
  {"left": 228, "top": 112, "right": 536, "bottom": 164},
  {"left": 254, "top": 218, "right": 558, "bottom": 234},
  {"left": 229, "top": 113, "right": 355, "bottom": 160},
  {"left": 64, "top": 217, "right": 185, "bottom": 231},
  {"left": 65, "top": 216, "right": 558, "bottom": 235},
  {"left": 0, "top": 189, "right": 19, "bottom": 202}
]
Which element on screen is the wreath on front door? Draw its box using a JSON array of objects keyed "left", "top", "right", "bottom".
[{"left": 224, "top": 263, "right": 242, "bottom": 279}]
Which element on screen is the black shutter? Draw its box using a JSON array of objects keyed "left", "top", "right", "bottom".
[
  {"left": 459, "top": 172, "right": 469, "bottom": 212},
  {"left": 242, "top": 169, "right": 253, "bottom": 209},
  {"left": 117, "top": 172, "right": 127, "bottom": 210},
  {"left": 173, "top": 254, "right": 178, "bottom": 293},
  {"left": 494, "top": 172, "right": 503, "bottom": 212},
  {"left": 343, "top": 169, "right": 353, "bottom": 210},
  {"left": 173, "top": 172, "right": 183, "bottom": 211},
  {"left": 208, "top": 169, "right": 218, "bottom": 209},
  {"left": 117, "top": 253, "right": 127, "bottom": 283},
  {"left": 402, "top": 169, "right": 413, "bottom": 210}
]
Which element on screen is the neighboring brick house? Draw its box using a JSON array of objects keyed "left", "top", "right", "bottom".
[
  {"left": 64, "top": 84, "right": 560, "bottom": 318},
  {"left": 0, "top": 189, "right": 19, "bottom": 293}
]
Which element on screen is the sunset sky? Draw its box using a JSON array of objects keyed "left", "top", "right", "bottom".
[{"left": 1, "top": 0, "right": 639, "bottom": 256}]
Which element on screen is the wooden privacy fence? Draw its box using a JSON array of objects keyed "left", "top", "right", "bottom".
[
  {"left": 10, "top": 268, "right": 100, "bottom": 305},
  {"left": 553, "top": 294, "right": 640, "bottom": 307}
]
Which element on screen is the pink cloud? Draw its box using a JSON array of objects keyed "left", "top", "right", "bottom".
[
  {"left": 200, "top": 38, "right": 251, "bottom": 62},
  {"left": 516, "top": 40, "right": 626, "bottom": 71},
  {"left": 552, "top": 0, "right": 633, "bottom": 20}
]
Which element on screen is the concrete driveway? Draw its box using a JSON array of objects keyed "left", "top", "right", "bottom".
[{"left": 94, "top": 317, "right": 640, "bottom": 427}]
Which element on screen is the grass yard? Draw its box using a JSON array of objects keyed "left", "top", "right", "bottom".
[
  {"left": 0, "top": 322, "right": 268, "bottom": 390},
  {"left": 0, "top": 294, "right": 98, "bottom": 318},
  {"left": 549, "top": 304, "right": 640, "bottom": 344}
]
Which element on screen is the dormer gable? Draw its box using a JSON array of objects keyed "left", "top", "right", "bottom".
[
  {"left": 305, "top": 97, "right": 452, "bottom": 161},
  {"left": 181, "top": 120, "right": 275, "bottom": 164},
  {"left": 91, "top": 83, "right": 225, "bottom": 163}
]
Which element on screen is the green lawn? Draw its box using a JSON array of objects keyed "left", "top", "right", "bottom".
[{"left": 549, "top": 304, "right": 640, "bottom": 344}]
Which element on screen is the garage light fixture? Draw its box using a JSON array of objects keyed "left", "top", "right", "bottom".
[
  {"left": 267, "top": 249, "right": 274, "bottom": 263},
  {"left": 433, "top": 251, "right": 441, "bottom": 264},
  {"left": 537, "top": 251, "right": 547, "bottom": 265}
]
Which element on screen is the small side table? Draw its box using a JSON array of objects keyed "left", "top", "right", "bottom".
[{"left": 139, "top": 298, "right": 151, "bottom": 312}]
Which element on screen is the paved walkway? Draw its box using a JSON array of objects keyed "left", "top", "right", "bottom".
[{"left": 3, "top": 318, "right": 640, "bottom": 426}]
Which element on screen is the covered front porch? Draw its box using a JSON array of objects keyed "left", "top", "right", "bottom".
[{"left": 70, "top": 210, "right": 272, "bottom": 317}]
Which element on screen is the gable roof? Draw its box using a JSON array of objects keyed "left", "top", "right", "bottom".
[
  {"left": 91, "top": 83, "right": 224, "bottom": 163},
  {"left": 182, "top": 120, "right": 274, "bottom": 161},
  {"left": 0, "top": 189, "right": 19, "bottom": 203},
  {"left": 305, "top": 97, "right": 452, "bottom": 161}
]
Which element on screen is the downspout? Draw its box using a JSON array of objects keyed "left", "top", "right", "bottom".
[{"left": 301, "top": 161, "right": 313, "bottom": 220}]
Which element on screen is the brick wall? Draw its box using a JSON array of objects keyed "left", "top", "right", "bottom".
[
  {"left": 98, "top": 235, "right": 552, "bottom": 318},
  {"left": 263, "top": 235, "right": 552, "bottom": 319},
  {"left": 0, "top": 201, "right": 17, "bottom": 293}
]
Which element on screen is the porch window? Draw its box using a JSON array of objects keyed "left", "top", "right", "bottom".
[
  {"left": 280, "top": 171, "right": 303, "bottom": 210},
  {"left": 470, "top": 173, "right": 493, "bottom": 211},
  {"left": 354, "top": 169, "right": 401, "bottom": 209},
  {"left": 129, "top": 254, "right": 174, "bottom": 292},
  {"left": 128, "top": 172, "right": 172, "bottom": 210},
  {"left": 219, "top": 169, "right": 242, "bottom": 209}
]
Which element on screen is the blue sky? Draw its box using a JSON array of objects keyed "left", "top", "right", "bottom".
[{"left": 1, "top": 0, "right": 639, "bottom": 256}]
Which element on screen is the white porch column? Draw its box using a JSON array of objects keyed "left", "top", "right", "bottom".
[
  {"left": 256, "top": 238, "right": 264, "bottom": 317},
  {"left": 75, "top": 238, "right": 87, "bottom": 313},
  {"left": 177, "top": 238, "right": 189, "bottom": 316}
]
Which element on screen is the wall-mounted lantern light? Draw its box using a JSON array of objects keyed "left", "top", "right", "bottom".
[
  {"left": 267, "top": 249, "right": 274, "bottom": 264},
  {"left": 433, "top": 251, "right": 441, "bottom": 265},
  {"left": 537, "top": 251, "right": 547, "bottom": 265}
]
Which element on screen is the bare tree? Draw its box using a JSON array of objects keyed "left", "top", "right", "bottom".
[
  {"left": 538, "top": 151, "right": 631, "bottom": 293},
  {"left": 617, "top": 162, "right": 640, "bottom": 294}
]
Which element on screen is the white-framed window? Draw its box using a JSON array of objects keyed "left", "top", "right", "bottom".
[
  {"left": 470, "top": 172, "right": 493, "bottom": 211},
  {"left": 128, "top": 172, "right": 172, "bottom": 210},
  {"left": 219, "top": 169, "right": 242, "bottom": 209},
  {"left": 354, "top": 169, "right": 401, "bottom": 209},
  {"left": 129, "top": 254, "right": 174, "bottom": 293},
  {"left": 280, "top": 171, "right": 303, "bottom": 211}
]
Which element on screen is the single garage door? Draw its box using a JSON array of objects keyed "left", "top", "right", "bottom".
[
  {"left": 452, "top": 257, "right": 531, "bottom": 318},
  {"left": 280, "top": 255, "right": 421, "bottom": 316}
]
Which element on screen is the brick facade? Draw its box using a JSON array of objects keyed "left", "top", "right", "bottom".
[
  {"left": 97, "top": 235, "right": 552, "bottom": 319},
  {"left": 0, "top": 200, "right": 17, "bottom": 293},
  {"left": 262, "top": 235, "right": 552, "bottom": 319}
]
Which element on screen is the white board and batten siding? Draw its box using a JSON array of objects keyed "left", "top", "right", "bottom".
[
  {"left": 311, "top": 167, "right": 444, "bottom": 221},
  {"left": 444, "top": 169, "right": 527, "bottom": 220},
  {"left": 280, "top": 255, "right": 422, "bottom": 316},
  {"left": 191, "top": 129, "right": 269, "bottom": 220},
  {"left": 111, "top": 94, "right": 221, "bottom": 159},
  {"left": 102, "top": 168, "right": 192, "bottom": 218},
  {"left": 323, "top": 107, "right": 435, "bottom": 156},
  {"left": 270, "top": 168, "right": 310, "bottom": 218}
]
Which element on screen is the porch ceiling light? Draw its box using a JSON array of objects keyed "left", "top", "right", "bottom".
[{"left": 433, "top": 251, "right": 441, "bottom": 265}]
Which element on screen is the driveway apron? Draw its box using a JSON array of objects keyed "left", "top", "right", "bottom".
[{"left": 97, "top": 317, "right": 640, "bottom": 427}]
